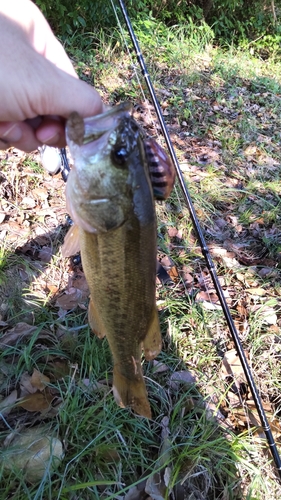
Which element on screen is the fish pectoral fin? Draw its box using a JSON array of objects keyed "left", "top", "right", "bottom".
[
  {"left": 113, "top": 366, "right": 152, "bottom": 419},
  {"left": 143, "top": 306, "right": 162, "bottom": 361},
  {"left": 88, "top": 297, "right": 107, "bottom": 339},
  {"left": 61, "top": 224, "right": 81, "bottom": 257}
]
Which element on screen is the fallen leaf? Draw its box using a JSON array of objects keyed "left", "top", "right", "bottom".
[
  {"left": 38, "top": 246, "right": 53, "bottom": 263},
  {"left": 124, "top": 480, "right": 147, "bottom": 500},
  {"left": 32, "top": 188, "right": 49, "bottom": 201},
  {"left": 3, "top": 426, "right": 64, "bottom": 483},
  {"left": 20, "top": 372, "right": 38, "bottom": 394},
  {"left": 0, "top": 389, "right": 18, "bottom": 416},
  {"left": 169, "top": 371, "right": 196, "bottom": 390},
  {"left": 257, "top": 267, "right": 275, "bottom": 278},
  {"left": 31, "top": 369, "right": 50, "bottom": 391},
  {"left": 46, "top": 284, "right": 59, "bottom": 294},
  {"left": 19, "top": 389, "right": 54, "bottom": 412},
  {"left": 21, "top": 196, "right": 36, "bottom": 208},
  {"left": 152, "top": 360, "right": 169, "bottom": 374},
  {"left": 156, "top": 262, "right": 173, "bottom": 285},
  {"left": 245, "top": 287, "right": 266, "bottom": 296},
  {"left": 0, "top": 323, "right": 54, "bottom": 347},
  {"left": 145, "top": 416, "right": 172, "bottom": 500},
  {"left": 222, "top": 349, "right": 249, "bottom": 380},
  {"left": 251, "top": 305, "right": 277, "bottom": 325},
  {"left": 196, "top": 290, "right": 219, "bottom": 303},
  {"left": 55, "top": 288, "right": 87, "bottom": 310},
  {"left": 0, "top": 212, "right": 6, "bottom": 223}
]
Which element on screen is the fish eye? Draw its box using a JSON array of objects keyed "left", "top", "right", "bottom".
[{"left": 111, "top": 146, "right": 128, "bottom": 168}]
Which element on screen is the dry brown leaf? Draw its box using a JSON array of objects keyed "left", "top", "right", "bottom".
[
  {"left": 55, "top": 288, "right": 88, "bottom": 310},
  {"left": 0, "top": 389, "right": 18, "bottom": 416},
  {"left": 0, "top": 323, "right": 37, "bottom": 347},
  {"left": 0, "top": 212, "right": 6, "bottom": 223},
  {"left": 69, "top": 273, "right": 89, "bottom": 292},
  {"left": 179, "top": 266, "right": 193, "bottom": 286},
  {"left": 47, "top": 360, "right": 70, "bottom": 380},
  {"left": 145, "top": 472, "right": 166, "bottom": 500},
  {"left": 222, "top": 349, "right": 249, "bottom": 380},
  {"left": 145, "top": 417, "right": 172, "bottom": 500},
  {"left": 20, "top": 372, "right": 38, "bottom": 394},
  {"left": 159, "top": 255, "right": 175, "bottom": 269},
  {"left": 245, "top": 287, "right": 266, "bottom": 296},
  {"left": 21, "top": 196, "right": 36, "bottom": 209},
  {"left": 167, "top": 266, "right": 178, "bottom": 280},
  {"left": 32, "top": 188, "right": 49, "bottom": 201},
  {"left": 19, "top": 389, "right": 54, "bottom": 412},
  {"left": 31, "top": 369, "right": 50, "bottom": 391},
  {"left": 38, "top": 246, "right": 53, "bottom": 263},
  {"left": 169, "top": 370, "right": 196, "bottom": 390},
  {"left": 3, "top": 426, "right": 63, "bottom": 483},
  {"left": 124, "top": 480, "right": 147, "bottom": 500},
  {"left": 152, "top": 360, "right": 169, "bottom": 374},
  {"left": 46, "top": 284, "right": 59, "bottom": 294},
  {"left": 251, "top": 305, "right": 277, "bottom": 325},
  {"left": 196, "top": 290, "right": 219, "bottom": 303}
]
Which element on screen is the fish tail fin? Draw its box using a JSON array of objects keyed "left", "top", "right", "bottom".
[
  {"left": 143, "top": 306, "right": 162, "bottom": 361},
  {"left": 88, "top": 297, "right": 106, "bottom": 339},
  {"left": 113, "top": 366, "right": 152, "bottom": 418}
]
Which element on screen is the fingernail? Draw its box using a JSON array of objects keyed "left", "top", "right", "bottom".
[
  {"left": 40, "top": 132, "right": 60, "bottom": 145},
  {"left": 2, "top": 123, "right": 22, "bottom": 142}
]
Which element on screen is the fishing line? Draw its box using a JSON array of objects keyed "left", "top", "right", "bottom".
[{"left": 114, "top": 0, "right": 281, "bottom": 477}]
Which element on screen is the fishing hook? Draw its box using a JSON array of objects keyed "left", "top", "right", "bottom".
[{"left": 115, "top": 0, "right": 281, "bottom": 479}]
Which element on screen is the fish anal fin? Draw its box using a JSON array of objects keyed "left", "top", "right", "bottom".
[
  {"left": 143, "top": 306, "right": 162, "bottom": 361},
  {"left": 61, "top": 224, "right": 81, "bottom": 257},
  {"left": 88, "top": 297, "right": 106, "bottom": 339},
  {"left": 113, "top": 366, "right": 151, "bottom": 419}
]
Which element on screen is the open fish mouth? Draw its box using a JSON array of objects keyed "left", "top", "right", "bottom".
[{"left": 67, "top": 102, "right": 133, "bottom": 147}]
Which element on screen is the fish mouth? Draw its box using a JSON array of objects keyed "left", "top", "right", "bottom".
[
  {"left": 67, "top": 102, "right": 133, "bottom": 147},
  {"left": 83, "top": 103, "right": 133, "bottom": 144}
]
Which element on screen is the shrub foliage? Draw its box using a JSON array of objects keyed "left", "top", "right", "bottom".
[{"left": 35, "top": 0, "right": 280, "bottom": 54}]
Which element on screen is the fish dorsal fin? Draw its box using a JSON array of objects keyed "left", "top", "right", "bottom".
[{"left": 61, "top": 224, "right": 81, "bottom": 257}]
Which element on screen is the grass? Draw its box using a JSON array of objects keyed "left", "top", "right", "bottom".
[{"left": 1, "top": 15, "right": 281, "bottom": 499}]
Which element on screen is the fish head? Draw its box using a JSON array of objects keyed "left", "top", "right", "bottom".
[{"left": 66, "top": 103, "right": 148, "bottom": 233}]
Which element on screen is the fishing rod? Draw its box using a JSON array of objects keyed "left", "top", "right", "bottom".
[{"left": 115, "top": 0, "right": 281, "bottom": 478}]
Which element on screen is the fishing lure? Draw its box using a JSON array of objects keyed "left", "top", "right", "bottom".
[{"left": 144, "top": 138, "right": 175, "bottom": 200}]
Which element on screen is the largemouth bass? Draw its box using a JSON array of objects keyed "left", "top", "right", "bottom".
[{"left": 62, "top": 103, "right": 163, "bottom": 418}]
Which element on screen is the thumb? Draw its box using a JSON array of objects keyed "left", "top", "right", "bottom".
[{"left": 32, "top": 59, "right": 104, "bottom": 119}]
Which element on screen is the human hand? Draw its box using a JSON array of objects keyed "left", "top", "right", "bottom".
[{"left": 0, "top": 0, "right": 104, "bottom": 152}]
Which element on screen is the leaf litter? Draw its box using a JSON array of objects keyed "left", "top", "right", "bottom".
[{"left": 0, "top": 47, "right": 281, "bottom": 498}]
